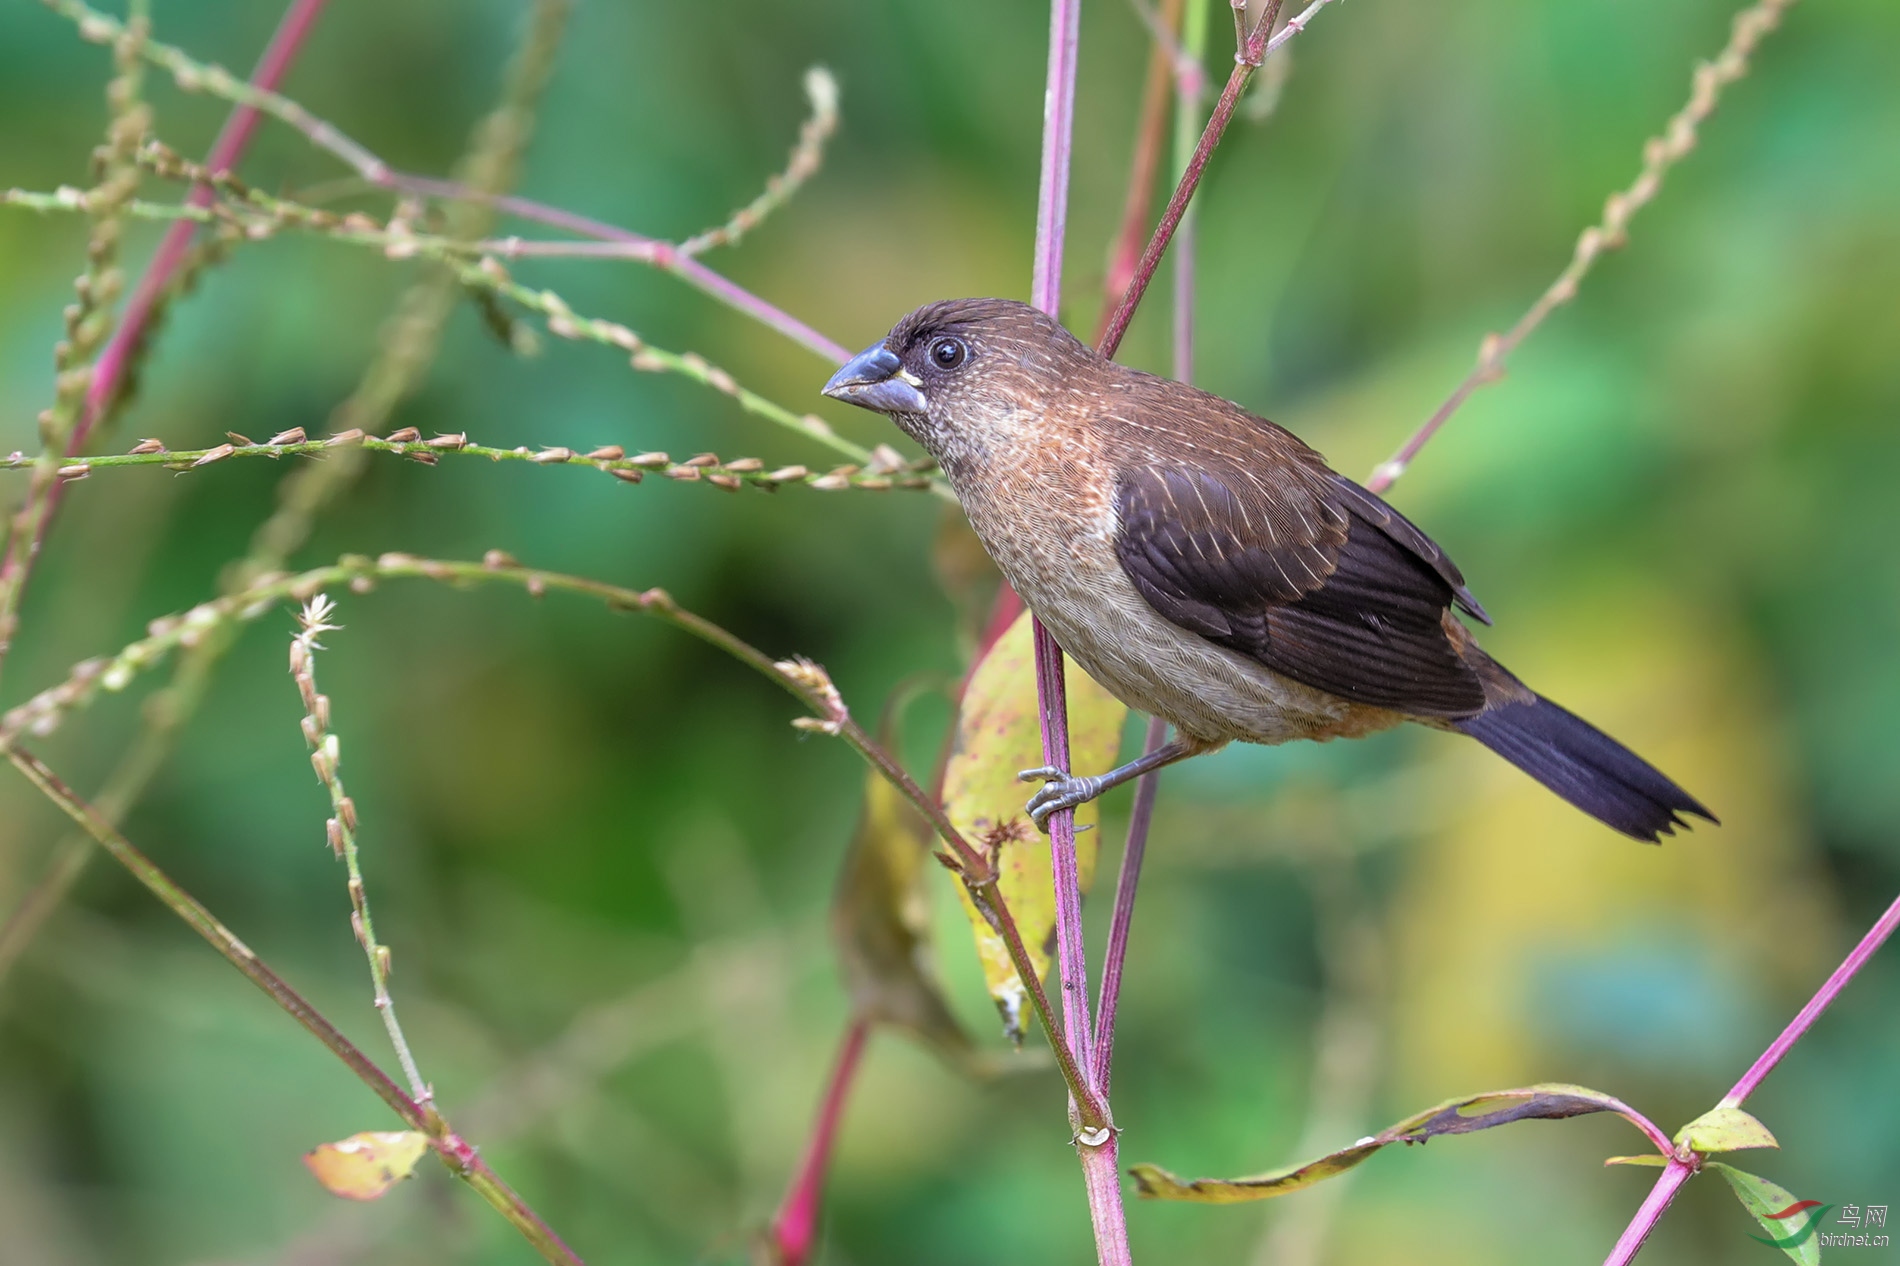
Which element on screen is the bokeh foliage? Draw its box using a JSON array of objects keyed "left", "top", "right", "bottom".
[{"left": 1, "top": 0, "right": 1896, "bottom": 1262}]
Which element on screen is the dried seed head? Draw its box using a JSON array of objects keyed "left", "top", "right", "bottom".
[
  {"left": 384, "top": 427, "right": 421, "bottom": 444},
  {"left": 483, "top": 549, "right": 517, "bottom": 569},
  {"left": 337, "top": 796, "right": 357, "bottom": 831},
  {"left": 267, "top": 427, "right": 307, "bottom": 446},
  {"left": 684, "top": 453, "right": 719, "bottom": 468},
  {"left": 723, "top": 457, "right": 763, "bottom": 473},
  {"left": 609, "top": 468, "right": 643, "bottom": 484},
  {"left": 191, "top": 443, "right": 235, "bottom": 468},
  {"left": 532, "top": 447, "right": 573, "bottom": 464},
  {"left": 585, "top": 445, "right": 625, "bottom": 461},
  {"left": 326, "top": 429, "right": 366, "bottom": 447},
  {"left": 226, "top": 432, "right": 255, "bottom": 447},
  {"left": 326, "top": 818, "right": 344, "bottom": 857},
  {"left": 708, "top": 474, "right": 742, "bottom": 491},
  {"left": 426, "top": 432, "right": 468, "bottom": 450},
  {"left": 766, "top": 465, "right": 809, "bottom": 483},
  {"left": 630, "top": 451, "right": 669, "bottom": 469}
]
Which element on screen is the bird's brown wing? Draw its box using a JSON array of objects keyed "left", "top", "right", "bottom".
[{"left": 1112, "top": 432, "right": 1490, "bottom": 718}]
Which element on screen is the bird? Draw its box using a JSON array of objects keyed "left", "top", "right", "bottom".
[{"left": 822, "top": 298, "right": 1714, "bottom": 843}]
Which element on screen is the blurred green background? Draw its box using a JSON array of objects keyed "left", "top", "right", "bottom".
[{"left": 2, "top": 0, "right": 1897, "bottom": 1262}]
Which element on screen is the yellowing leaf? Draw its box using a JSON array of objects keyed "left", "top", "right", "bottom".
[
  {"left": 1604, "top": 1154, "right": 1669, "bottom": 1167},
  {"left": 943, "top": 610, "right": 1127, "bottom": 1041},
  {"left": 303, "top": 1130, "right": 430, "bottom": 1201},
  {"left": 1132, "top": 1083, "right": 1658, "bottom": 1203},
  {"left": 1707, "top": 1162, "right": 1827, "bottom": 1266},
  {"left": 1674, "top": 1104, "right": 1779, "bottom": 1155},
  {"left": 832, "top": 760, "right": 975, "bottom": 1065}
]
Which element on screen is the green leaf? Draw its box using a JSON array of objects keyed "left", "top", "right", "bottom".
[
  {"left": 1674, "top": 1104, "right": 1779, "bottom": 1155},
  {"left": 942, "top": 610, "right": 1126, "bottom": 1042},
  {"left": 1132, "top": 1083, "right": 1659, "bottom": 1204},
  {"left": 1708, "top": 1162, "right": 1827, "bottom": 1266},
  {"left": 1603, "top": 1154, "right": 1670, "bottom": 1167}
]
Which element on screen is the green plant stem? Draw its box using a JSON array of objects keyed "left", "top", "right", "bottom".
[
  {"left": 6, "top": 433, "right": 933, "bottom": 494},
  {"left": 3, "top": 746, "right": 585, "bottom": 1266}
]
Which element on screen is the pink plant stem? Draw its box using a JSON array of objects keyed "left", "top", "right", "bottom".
[
  {"left": 1603, "top": 886, "right": 1900, "bottom": 1265},
  {"left": 391, "top": 175, "right": 851, "bottom": 365},
  {"left": 1096, "top": 0, "right": 1318, "bottom": 360},
  {"left": 1090, "top": 715, "right": 1168, "bottom": 1092},
  {"left": 80, "top": 0, "right": 332, "bottom": 441},
  {"left": 0, "top": 0, "right": 331, "bottom": 681},
  {"left": 1025, "top": 1, "right": 1131, "bottom": 1262},
  {"left": 1091, "top": 0, "right": 1202, "bottom": 1098},
  {"left": 768, "top": 1017, "right": 871, "bottom": 1266}
]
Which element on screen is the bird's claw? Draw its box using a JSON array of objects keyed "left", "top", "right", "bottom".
[{"left": 1017, "top": 767, "right": 1103, "bottom": 833}]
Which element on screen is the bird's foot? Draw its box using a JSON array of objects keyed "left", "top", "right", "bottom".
[{"left": 1016, "top": 766, "right": 1105, "bottom": 833}]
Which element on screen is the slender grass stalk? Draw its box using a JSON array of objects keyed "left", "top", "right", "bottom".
[
  {"left": 0, "top": 550, "right": 1103, "bottom": 1122},
  {"left": 40, "top": 0, "right": 851, "bottom": 366},
  {"left": 290, "top": 595, "right": 429, "bottom": 1101},
  {"left": 1367, "top": 0, "right": 1801, "bottom": 494},
  {"left": 7, "top": 432, "right": 932, "bottom": 494},
  {"left": 0, "top": 0, "right": 567, "bottom": 990},
  {"left": 3, "top": 746, "right": 585, "bottom": 1266}
]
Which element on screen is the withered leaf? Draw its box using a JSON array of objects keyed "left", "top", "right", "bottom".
[
  {"left": 831, "top": 760, "right": 976, "bottom": 1066},
  {"left": 942, "top": 610, "right": 1127, "bottom": 1042},
  {"left": 303, "top": 1130, "right": 430, "bottom": 1201},
  {"left": 1132, "top": 1083, "right": 1661, "bottom": 1203}
]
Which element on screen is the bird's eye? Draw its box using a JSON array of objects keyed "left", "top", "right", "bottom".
[{"left": 928, "top": 337, "right": 967, "bottom": 371}]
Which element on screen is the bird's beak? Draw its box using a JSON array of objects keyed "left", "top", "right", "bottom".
[{"left": 822, "top": 343, "right": 928, "bottom": 414}]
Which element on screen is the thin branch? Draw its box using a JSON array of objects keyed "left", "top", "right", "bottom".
[
  {"left": 1367, "top": 0, "right": 1800, "bottom": 494},
  {"left": 1096, "top": 0, "right": 1338, "bottom": 359},
  {"left": 1094, "top": 0, "right": 1187, "bottom": 347},
  {"left": 679, "top": 67, "right": 838, "bottom": 257},
  {"left": 3, "top": 746, "right": 585, "bottom": 1266},
  {"left": 1604, "top": 884, "right": 1900, "bottom": 1264},
  {"left": 41, "top": 0, "right": 852, "bottom": 366},
  {"left": 6, "top": 430, "right": 934, "bottom": 495},
  {"left": 290, "top": 595, "right": 429, "bottom": 1101}
]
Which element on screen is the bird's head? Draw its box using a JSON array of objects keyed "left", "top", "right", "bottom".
[{"left": 821, "top": 298, "right": 1095, "bottom": 468}]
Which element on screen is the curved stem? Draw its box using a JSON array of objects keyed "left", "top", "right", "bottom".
[{"left": 5, "top": 746, "right": 584, "bottom": 1266}]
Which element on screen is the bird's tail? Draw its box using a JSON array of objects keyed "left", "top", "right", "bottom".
[{"left": 1453, "top": 695, "right": 1715, "bottom": 843}]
